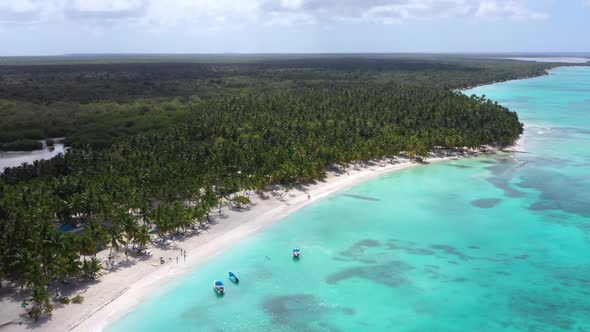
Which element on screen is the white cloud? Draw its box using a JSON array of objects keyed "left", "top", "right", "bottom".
[
  {"left": 0, "top": 0, "right": 36, "bottom": 12},
  {"left": 476, "top": 0, "right": 546, "bottom": 20},
  {"left": 352, "top": 0, "right": 476, "bottom": 24},
  {"left": 281, "top": 0, "right": 304, "bottom": 10},
  {"left": 0, "top": 0, "right": 548, "bottom": 26},
  {"left": 0, "top": 0, "right": 40, "bottom": 22},
  {"left": 69, "top": 0, "right": 144, "bottom": 12},
  {"left": 65, "top": 0, "right": 148, "bottom": 20}
]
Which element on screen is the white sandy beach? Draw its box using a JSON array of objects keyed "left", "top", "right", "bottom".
[{"left": 0, "top": 154, "right": 478, "bottom": 332}]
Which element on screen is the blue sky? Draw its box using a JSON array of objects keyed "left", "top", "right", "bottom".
[{"left": 0, "top": 0, "right": 589, "bottom": 55}]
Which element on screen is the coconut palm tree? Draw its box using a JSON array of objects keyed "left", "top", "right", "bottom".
[
  {"left": 26, "top": 284, "right": 53, "bottom": 321},
  {"left": 134, "top": 225, "right": 151, "bottom": 253},
  {"left": 107, "top": 224, "right": 125, "bottom": 261}
]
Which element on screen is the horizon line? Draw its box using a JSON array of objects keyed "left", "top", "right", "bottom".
[{"left": 1, "top": 51, "right": 590, "bottom": 58}]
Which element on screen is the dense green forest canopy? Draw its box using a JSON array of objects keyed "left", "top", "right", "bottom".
[
  {"left": 0, "top": 55, "right": 554, "bottom": 150},
  {"left": 0, "top": 54, "right": 552, "bottom": 321},
  {"left": 0, "top": 56, "right": 554, "bottom": 103}
]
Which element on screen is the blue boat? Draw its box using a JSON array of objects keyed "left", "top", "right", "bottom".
[
  {"left": 292, "top": 248, "right": 300, "bottom": 258},
  {"left": 213, "top": 280, "right": 225, "bottom": 294},
  {"left": 228, "top": 272, "right": 239, "bottom": 284}
]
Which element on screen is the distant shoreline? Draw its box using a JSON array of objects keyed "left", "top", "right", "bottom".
[
  {"left": 458, "top": 69, "right": 552, "bottom": 92},
  {"left": 502, "top": 57, "right": 589, "bottom": 64},
  {"left": 459, "top": 64, "right": 588, "bottom": 93},
  {"left": 459, "top": 68, "right": 557, "bottom": 93}
]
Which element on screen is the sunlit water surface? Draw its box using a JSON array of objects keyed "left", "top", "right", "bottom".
[{"left": 108, "top": 67, "right": 590, "bottom": 332}]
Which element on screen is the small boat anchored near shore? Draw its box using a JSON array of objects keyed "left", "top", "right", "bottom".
[
  {"left": 228, "top": 272, "right": 239, "bottom": 284},
  {"left": 292, "top": 248, "right": 300, "bottom": 259},
  {"left": 213, "top": 280, "right": 225, "bottom": 295}
]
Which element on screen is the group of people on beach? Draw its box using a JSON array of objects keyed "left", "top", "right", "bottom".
[{"left": 160, "top": 248, "right": 187, "bottom": 265}]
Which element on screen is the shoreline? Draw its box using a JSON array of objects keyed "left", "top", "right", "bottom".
[
  {"left": 457, "top": 71, "right": 550, "bottom": 92},
  {"left": 0, "top": 152, "right": 487, "bottom": 332},
  {"left": 459, "top": 64, "right": 589, "bottom": 93}
]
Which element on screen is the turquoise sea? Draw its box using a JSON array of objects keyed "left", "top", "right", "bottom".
[{"left": 108, "top": 66, "right": 590, "bottom": 332}]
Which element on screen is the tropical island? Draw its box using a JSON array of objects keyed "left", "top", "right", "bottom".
[{"left": 0, "top": 54, "right": 572, "bottom": 329}]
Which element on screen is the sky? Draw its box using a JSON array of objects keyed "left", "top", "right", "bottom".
[{"left": 0, "top": 0, "right": 588, "bottom": 55}]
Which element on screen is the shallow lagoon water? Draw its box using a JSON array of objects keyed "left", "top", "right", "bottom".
[
  {"left": 108, "top": 67, "right": 590, "bottom": 331},
  {"left": 0, "top": 142, "right": 65, "bottom": 172}
]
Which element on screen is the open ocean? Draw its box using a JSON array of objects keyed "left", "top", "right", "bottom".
[{"left": 108, "top": 66, "right": 590, "bottom": 332}]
